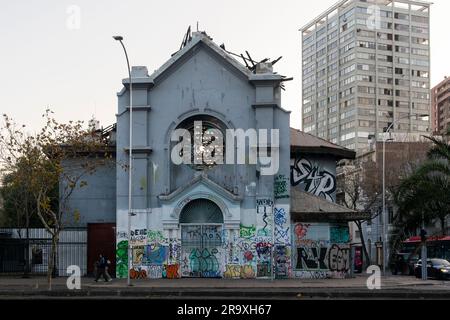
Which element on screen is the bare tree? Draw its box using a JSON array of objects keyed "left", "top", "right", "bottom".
[{"left": 0, "top": 110, "right": 112, "bottom": 289}]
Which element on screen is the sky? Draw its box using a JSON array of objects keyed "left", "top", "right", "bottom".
[{"left": 1, "top": 0, "right": 449, "bottom": 132}]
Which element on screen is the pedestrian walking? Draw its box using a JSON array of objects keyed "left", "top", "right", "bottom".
[{"left": 94, "top": 254, "right": 112, "bottom": 282}]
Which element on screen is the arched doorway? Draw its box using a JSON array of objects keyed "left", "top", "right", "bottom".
[{"left": 179, "top": 199, "right": 224, "bottom": 278}]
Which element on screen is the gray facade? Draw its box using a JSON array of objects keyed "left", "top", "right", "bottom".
[
  {"left": 301, "top": 0, "right": 431, "bottom": 153},
  {"left": 115, "top": 32, "right": 292, "bottom": 279},
  {"left": 62, "top": 158, "right": 116, "bottom": 228}
]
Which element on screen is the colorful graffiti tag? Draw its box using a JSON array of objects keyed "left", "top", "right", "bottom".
[
  {"left": 130, "top": 266, "right": 148, "bottom": 279},
  {"left": 224, "top": 265, "right": 241, "bottom": 279},
  {"left": 144, "top": 243, "right": 168, "bottom": 265},
  {"left": 330, "top": 226, "right": 350, "bottom": 244},
  {"left": 274, "top": 207, "right": 290, "bottom": 244},
  {"left": 274, "top": 245, "right": 290, "bottom": 278},
  {"left": 240, "top": 225, "right": 256, "bottom": 239},
  {"left": 164, "top": 264, "right": 180, "bottom": 279},
  {"left": 293, "top": 223, "right": 351, "bottom": 279},
  {"left": 188, "top": 248, "right": 221, "bottom": 278},
  {"left": 116, "top": 240, "right": 128, "bottom": 279},
  {"left": 240, "top": 265, "right": 256, "bottom": 279},
  {"left": 132, "top": 246, "right": 144, "bottom": 264},
  {"left": 274, "top": 175, "right": 289, "bottom": 199},
  {"left": 294, "top": 223, "right": 310, "bottom": 241}
]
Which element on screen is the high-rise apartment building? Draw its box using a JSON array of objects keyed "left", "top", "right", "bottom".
[
  {"left": 301, "top": 0, "right": 431, "bottom": 153},
  {"left": 431, "top": 76, "right": 450, "bottom": 136}
]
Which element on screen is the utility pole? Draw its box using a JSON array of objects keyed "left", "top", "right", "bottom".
[{"left": 421, "top": 214, "right": 428, "bottom": 281}]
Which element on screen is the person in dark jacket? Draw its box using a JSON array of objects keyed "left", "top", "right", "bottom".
[{"left": 94, "top": 254, "right": 112, "bottom": 282}]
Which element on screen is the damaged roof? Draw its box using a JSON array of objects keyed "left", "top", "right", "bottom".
[
  {"left": 121, "top": 31, "right": 286, "bottom": 88},
  {"left": 290, "top": 188, "right": 370, "bottom": 222},
  {"left": 290, "top": 128, "right": 356, "bottom": 160}
]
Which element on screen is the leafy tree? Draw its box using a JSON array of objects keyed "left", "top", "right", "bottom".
[{"left": 0, "top": 110, "right": 112, "bottom": 289}]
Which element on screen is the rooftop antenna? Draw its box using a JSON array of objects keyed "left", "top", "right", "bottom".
[{"left": 196, "top": 21, "right": 199, "bottom": 32}]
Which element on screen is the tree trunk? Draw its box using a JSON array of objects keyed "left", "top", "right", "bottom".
[
  {"left": 356, "top": 221, "right": 371, "bottom": 269},
  {"left": 47, "top": 232, "right": 59, "bottom": 291}
]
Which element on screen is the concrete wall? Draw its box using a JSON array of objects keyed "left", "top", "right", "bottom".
[
  {"left": 61, "top": 158, "right": 116, "bottom": 228},
  {"left": 292, "top": 223, "right": 351, "bottom": 279}
]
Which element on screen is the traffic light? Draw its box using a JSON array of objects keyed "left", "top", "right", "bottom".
[{"left": 420, "top": 229, "right": 427, "bottom": 242}]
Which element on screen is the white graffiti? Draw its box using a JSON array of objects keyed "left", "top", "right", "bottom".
[{"left": 291, "top": 158, "right": 336, "bottom": 202}]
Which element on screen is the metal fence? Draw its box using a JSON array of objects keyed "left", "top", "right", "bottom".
[{"left": 0, "top": 228, "right": 87, "bottom": 276}]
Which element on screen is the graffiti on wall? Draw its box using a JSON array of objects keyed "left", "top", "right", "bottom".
[
  {"left": 130, "top": 266, "right": 148, "bottom": 279},
  {"left": 256, "top": 199, "right": 273, "bottom": 237},
  {"left": 133, "top": 246, "right": 144, "bottom": 264},
  {"left": 294, "top": 223, "right": 310, "bottom": 241},
  {"left": 164, "top": 264, "right": 180, "bottom": 279},
  {"left": 274, "top": 175, "right": 289, "bottom": 199},
  {"left": 130, "top": 229, "right": 148, "bottom": 246},
  {"left": 330, "top": 226, "right": 350, "bottom": 244},
  {"left": 147, "top": 230, "right": 167, "bottom": 245},
  {"left": 296, "top": 241, "right": 350, "bottom": 274},
  {"left": 293, "top": 223, "right": 351, "bottom": 279},
  {"left": 224, "top": 265, "right": 241, "bottom": 279},
  {"left": 168, "top": 239, "right": 181, "bottom": 264},
  {"left": 257, "top": 263, "right": 270, "bottom": 278},
  {"left": 240, "top": 265, "right": 256, "bottom": 279},
  {"left": 144, "top": 243, "right": 168, "bottom": 265},
  {"left": 148, "top": 265, "right": 163, "bottom": 279},
  {"left": 239, "top": 225, "right": 256, "bottom": 239},
  {"left": 274, "top": 245, "right": 290, "bottom": 278},
  {"left": 116, "top": 240, "right": 128, "bottom": 279},
  {"left": 187, "top": 248, "right": 221, "bottom": 278},
  {"left": 274, "top": 207, "right": 290, "bottom": 244},
  {"left": 295, "top": 271, "right": 329, "bottom": 279},
  {"left": 291, "top": 158, "right": 336, "bottom": 202},
  {"left": 222, "top": 232, "right": 239, "bottom": 265}
]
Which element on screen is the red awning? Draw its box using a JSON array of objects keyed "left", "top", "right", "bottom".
[{"left": 404, "top": 236, "right": 450, "bottom": 243}]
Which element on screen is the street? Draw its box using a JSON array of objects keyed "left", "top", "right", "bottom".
[{"left": 1, "top": 275, "right": 449, "bottom": 300}]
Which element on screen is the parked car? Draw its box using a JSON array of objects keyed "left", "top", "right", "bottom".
[{"left": 414, "top": 259, "right": 450, "bottom": 280}]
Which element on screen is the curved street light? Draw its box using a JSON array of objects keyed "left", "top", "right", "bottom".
[{"left": 113, "top": 35, "right": 133, "bottom": 286}]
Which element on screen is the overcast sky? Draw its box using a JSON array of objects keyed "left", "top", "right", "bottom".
[{"left": 1, "top": 0, "right": 449, "bottom": 131}]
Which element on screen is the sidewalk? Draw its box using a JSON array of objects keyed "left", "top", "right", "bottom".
[{"left": 1, "top": 275, "right": 449, "bottom": 299}]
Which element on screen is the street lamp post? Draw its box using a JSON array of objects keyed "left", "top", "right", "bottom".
[
  {"left": 381, "top": 113, "right": 429, "bottom": 276},
  {"left": 113, "top": 35, "right": 133, "bottom": 286}
]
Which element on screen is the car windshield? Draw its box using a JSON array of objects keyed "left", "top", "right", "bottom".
[{"left": 432, "top": 259, "right": 450, "bottom": 266}]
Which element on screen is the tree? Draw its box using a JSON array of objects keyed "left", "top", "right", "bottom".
[
  {"left": 337, "top": 160, "right": 381, "bottom": 268},
  {"left": 0, "top": 110, "right": 112, "bottom": 289},
  {"left": 338, "top": 141, "right": 430, "bottom": 268},
  {"left": 395, "top": 135, "right": 450, "bottom": 238}
]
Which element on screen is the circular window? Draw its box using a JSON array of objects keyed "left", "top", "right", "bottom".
[{"left": 176, "top": 115, "right": 226, "bottom": 171}]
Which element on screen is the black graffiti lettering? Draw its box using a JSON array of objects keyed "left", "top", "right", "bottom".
[
  {"left": 291, "top": 158, "right": 336, "bottom": 202},
  {"left": 328, "top": 245, "right": 350, "bottom": 272},
  {"left": 297, "top": 247, "right": 327, "bottom": 270}
]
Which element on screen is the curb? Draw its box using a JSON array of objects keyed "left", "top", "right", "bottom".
[{"left": 1, "top": 288, "right": 450, "bottom": 299}]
